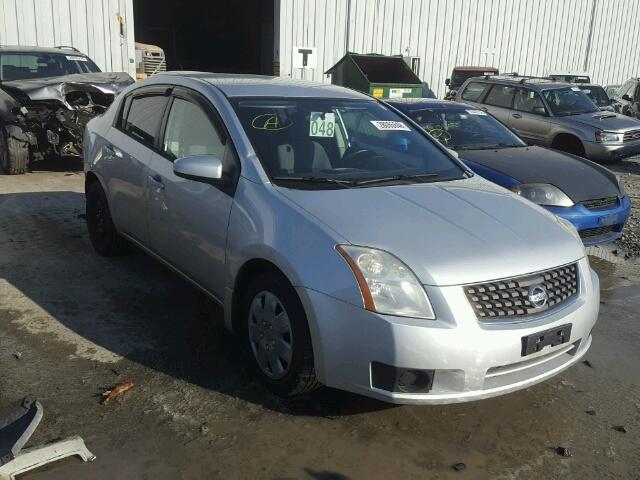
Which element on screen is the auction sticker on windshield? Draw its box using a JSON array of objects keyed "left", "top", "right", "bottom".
[
  {"left": 466, "top": 109, "right": 487, "bottom": 115},
  {"left": 66, "top": 55, "right": 88, "bottom": 61},
  {"left": 370, "top": 120, "right": 411, "bottom": 131},
  {"left": 309, "top": 112, "right": 335, "bottom": 137}
]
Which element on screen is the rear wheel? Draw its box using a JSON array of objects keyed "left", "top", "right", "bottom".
[
  {"left": 86, "top": 180, "right": 130, "bottom": 256},
  {"left": 0, "top": 126, "right": 29, "bottom": 175},
  {"left": 242, "top": 271, "right": 319, "bottom": 397}
]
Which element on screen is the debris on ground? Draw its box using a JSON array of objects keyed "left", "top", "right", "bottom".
[
  {"left": 556, "top": 446, "right": 572, "bottom": 457},
  {"left": 614, "top": 160, "right": 640, "bottom": 259},
  {"left": 582, "top": 360, "right": 593, "bottom": 368},
  {"left": 101, "top": 382, "right": 135, "bottom": 405},
  {"left": 12, "top": 352, "right": 22, "bottom": 360},
  {"left": 451, "top": 462, "right": 466, "bottom": 471},
  {"left": 612, "top": 425, "right": 627, "bottom": 433},
  {"left": 585, "top": 409, "right": 597, "bottom": 416}
]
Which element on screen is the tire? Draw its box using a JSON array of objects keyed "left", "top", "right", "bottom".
[
  {"left": 0, "top": 126, "right": 29, "bottom": 175},
  {"left": 552, "top": 135, "right": 585, "bottom": 158},
  {"left": 85, "top": 180, "right": 130, "bottom": 256},
  {"left": 242, "top": 271, "right": 320, "bottom": 397}
]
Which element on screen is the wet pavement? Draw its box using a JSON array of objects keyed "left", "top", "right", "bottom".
[{"left": 0, "top": 168, "right": 638, "bottom": 480}]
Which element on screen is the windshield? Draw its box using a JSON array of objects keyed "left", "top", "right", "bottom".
[
  {"left": 577, "top": 86, "right": 610, "bottom": 107},
  {"left": 402, "top": 106, "right": 526, "bottom": 150},
  {"left": 0, "top": 52, "right": 100, "bottom": 81},
  {"left": 542, "top": 87, "right": 599, "bottom": 115},
  {"left": 231, "top": 97, "right": 465, "bottom": 188}
]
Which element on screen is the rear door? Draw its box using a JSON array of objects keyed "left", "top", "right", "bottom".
[
  {"left": 480, "top": 84, "right": 517, "bottom": 123},
  {"left": 146, "top": 87, "right": 238, "bottom": 299},
  {"left": 509, "top": 87, "right": 552, "bottom": 144},
  {"left": 103, "top": 87, "right": 170, "bottom": 244}
]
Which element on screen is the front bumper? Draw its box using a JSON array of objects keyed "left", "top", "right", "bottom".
[
  {"left": 545, "top": 195, "right": 631, "bottom": 246},
  {"left": 583, "top": 139, "right": 640, "bottom": 162},
  {"left": 298, "top": 257, "right": 599, "bottom": 404}
]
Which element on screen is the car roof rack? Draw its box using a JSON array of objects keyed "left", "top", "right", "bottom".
[
  {"left": 54, "top": 45, "right": 81, "bottom": 52},
  {"left": 487, "top": 74, "right": 554, "bottom": 84}
]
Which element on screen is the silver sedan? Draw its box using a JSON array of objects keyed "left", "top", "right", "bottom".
[{"left": 84, "top": 73, "right": 599, "bottom": 404}]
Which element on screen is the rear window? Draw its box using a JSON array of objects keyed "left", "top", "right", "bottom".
[
  {"left": 460, "top": 82, "right": 487, "bottom": 102},
  {"left": 484, "top": 85, "right": 516, "bottom": 108},
  {"left": 0, "top": 52, "right": 100, "bottom": 81},
  {"left": 122, "top": 95, "right": 169, "bottom": 146}
]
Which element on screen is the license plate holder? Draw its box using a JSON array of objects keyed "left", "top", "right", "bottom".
[
  {"left": 599, "top": 214, "right": 617, "bottom": 226},
  {"left": 521, "top": 324, "right": 572, "bottom": 357}
]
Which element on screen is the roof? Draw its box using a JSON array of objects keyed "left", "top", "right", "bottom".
[
  {"left": 386, "top": 97, "right": 470, "bottom": 110},
  {"left": 155, "top": 72, "right": 373, "bottom": 99},
  {"left": 452, "top": 66, "right": 498, "bottom": 72},
  {"left": 468, "top": 75, "right": 573, "bottom": 90},
  {"left": 0, "top": 45, "right": 87, "bottom": 55}
]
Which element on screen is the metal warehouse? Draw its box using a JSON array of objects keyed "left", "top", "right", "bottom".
[{"left": 1, "top": 0, "right": 639, "bottom": 98}]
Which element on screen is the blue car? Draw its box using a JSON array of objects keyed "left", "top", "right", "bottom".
[{"left": 388, "top": 98, "right": 631, "bottom": 246}]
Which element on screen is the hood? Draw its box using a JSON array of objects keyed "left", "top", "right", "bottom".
[
  {"left": 570, "top": 111, "right": 640, "bottom": 132},
  {"left": 1, "top": 72, "right": 134, "bottom": 107},
  {"left": 458, "top": 146, "right": 620, "bottom": 203},
  {"left": 276, "top": 176, "right": 585, "bottom": 286}
]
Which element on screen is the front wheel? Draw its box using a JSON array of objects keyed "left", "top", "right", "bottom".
[
  {"left": 86, "top": 180, "right": 130, "bottom": 256},
  {"left": 0, "top": 126, "right": 29, "bottom": 175},
  {"left": 242, "top": 271, "right": 319, "bottom": 397}
]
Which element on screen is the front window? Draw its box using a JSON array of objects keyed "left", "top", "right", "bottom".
[
  {"left": 0, "top": 52, "right": 100, "bottom": 81},
  {"left": 230, "top": 97, "right": 465, "bottom": 188},
  {"left": 541, "top": 87, "right": 599, "bottom": 116},
  {"left": 578, "top": 86, "right": 611, "bottom": 107},
  {"left": 405, "top": 106, "right": 526, "bottom": 150}
]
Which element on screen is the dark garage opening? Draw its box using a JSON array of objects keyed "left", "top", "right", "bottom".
[{"left": 133, "top": 0, "right": 275, "bottom": 75}]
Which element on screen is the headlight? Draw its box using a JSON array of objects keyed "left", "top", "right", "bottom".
[
  {"left": 556, "top": 216, "right": 583, "bottom": 244},
  {"left": 595, "top": 131, "right": 623, "bottom": 143},
  {"left": 511, "top": 183, "right": 574, "bottom": 207},
  {"left": 335, "top": 245, "right": 435, "bottom": 319}
]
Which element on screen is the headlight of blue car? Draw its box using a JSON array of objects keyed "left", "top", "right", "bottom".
[{"left": 511, "top": 183, "right": 574, "bottom": 207}]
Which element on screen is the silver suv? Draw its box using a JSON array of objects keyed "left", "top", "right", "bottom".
[{"left": 456, "top": 75, "right": 640, "bottom": 162}]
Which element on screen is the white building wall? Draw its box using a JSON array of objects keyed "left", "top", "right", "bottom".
[
  {"left": 280, "top": 0, "right": 640, "bottom": 98},
  {"left": 0, "top": 0, "right": 136, "bottom": 77}
]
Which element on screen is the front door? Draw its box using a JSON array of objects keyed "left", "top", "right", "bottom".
[
  {"left": 508, "top": 87, "right": 552, "bottom": 145},
  {"left": 146, "top": 88, "right": 237, "bottom": 299}
]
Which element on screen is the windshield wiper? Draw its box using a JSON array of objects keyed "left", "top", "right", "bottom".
[
  {"left": 353, "top": 173, "right": 440, "bottom": 186},
  {"left": 271, "top": 176, "right": 356, "bottom": 188}
]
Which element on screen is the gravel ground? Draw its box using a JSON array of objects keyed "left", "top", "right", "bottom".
[{"left": 612, "top": 155, "right": 640, "bottom": 258}]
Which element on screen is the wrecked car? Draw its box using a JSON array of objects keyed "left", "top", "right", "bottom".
[{"left": 0, "top": 46, "right": 133, "bottom": 174}]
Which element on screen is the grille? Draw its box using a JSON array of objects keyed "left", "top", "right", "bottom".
[
  {"left": 579, "top": 225, "right": 615, "bottom": 239},
  {"left": 581, "top": 196, "right": 618, "bottom": 209},
  {"left": 623, "top": 129, "right": 640, "bottom": 142},
  {"left": 143, "top": 53, "right": 166, "bottom": 75},
  {"left": 464, "top": 264, "right": 578, "bottom": 321}
]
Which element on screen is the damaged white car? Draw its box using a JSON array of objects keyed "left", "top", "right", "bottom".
[{"left": 0, "top": 46, "right": 133, "bottom": 174}]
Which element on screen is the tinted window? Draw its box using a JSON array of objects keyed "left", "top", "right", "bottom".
[
  {"left": 513, "top": 88, "right": 546, "bottom": 113},
  {"left": 123, "top": 95, "right": 168, "bottom": 146},
  {"left": 484, "top": 85, "right": 516, "bottom": 108},
  {"left": 0, "top": 52, "right": 100, "bottom": 81},
  {"left": 230, "top": 97, "right": 464, "bottom": 187},
  {"left": 163, "top": 98, "right": 226, "bottom": 159},
  {"left": 406, "top": 107, "right": 526, "bottom": 150},
  {"left": 541, "top": 87, "right": 599, "bottom": 115},
  {"left": 460, "top": 82, "right": 487, "bottom": 102}
]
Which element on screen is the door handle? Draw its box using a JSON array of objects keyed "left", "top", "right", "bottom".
[
  {"left": 512, "top": 113, "right": 522, "bottom": 119},
  {"left": 148, "top": 174, "right": 165, "bottom": 190}
]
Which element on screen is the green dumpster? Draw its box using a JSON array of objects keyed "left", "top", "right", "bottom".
[{"left": 325, "top": 52, "right": 423, "bottom": 99}]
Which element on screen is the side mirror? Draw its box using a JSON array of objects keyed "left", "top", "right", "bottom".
[
  {"left": 447, "top": 148, "right": 459, "bottom": 158},
  {"left": 173, "top": 154, "right": 224, "bottom": 185},
  {"left": 532, "top": 106, "right": 547, "bottom": 116},
  {"left": 445, "top": 78, "right": 451, "bottom": 86},
  {"left": 622, "top": 94, "right": 632, "bottom": 102}
]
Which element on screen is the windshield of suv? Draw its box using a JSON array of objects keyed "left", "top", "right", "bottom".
[
  {"left": 402, "top": 106, "right": 526, "bottom": 150},
  {"left": 541, "top": 87, "right": 599, "bottom": 115},
  {"left": 0, "top": 52, "right": 100, "bottom": 81},
  {"left": 577, "top": 85, "right": 611, "bottom": 107},
  {"left": 231, "top": 97, "right": 465, "bottom": 188}
]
